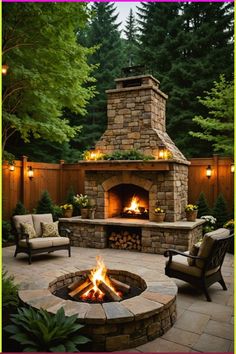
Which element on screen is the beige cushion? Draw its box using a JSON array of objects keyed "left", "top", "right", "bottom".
[
  {"left": 32, "top": 214, "right": 53, "bottom": 236},
  {"left": 20, "top": 223, "right": 36, "bottom": 239},
  {"left": 13, "top": 215, "right": 33, "bottom": 235},
  {"left": 19, "top": 238, "right": 53, "bottom": 249},
  {"left": 51, "top": 237, "right": 70, "bottom": 247},
  {"left": 167, "top": 254, "right": 220, "bottom": 277},
  {"left": 196, "top": 228, "right": 230, "bottom": 268},
  {"left": 41, "top": 221, "right": 59, "bottom": 237}
]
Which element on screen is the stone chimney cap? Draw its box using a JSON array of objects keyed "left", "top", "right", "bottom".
[{"left": 115, "top": 74, "right": 160, "bottom": 85}]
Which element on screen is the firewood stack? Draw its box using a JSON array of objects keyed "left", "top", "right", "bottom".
[{"left": 109, "top": 230, "right": 142, "bottom": 251}]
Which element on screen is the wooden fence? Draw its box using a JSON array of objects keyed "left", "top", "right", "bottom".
[{"left": 3, "top": 155, "right": 234, "bottom": 220}]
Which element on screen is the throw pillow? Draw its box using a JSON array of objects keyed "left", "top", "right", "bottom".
[
  {"left": 41, "top": 221, "right": 60, "bottom": 237},
  {"left": 21, "top": 223, "right": 36, "bottom": 239},
  {"left": 187, "top": 243, "right": 200, "bottom": 266}
]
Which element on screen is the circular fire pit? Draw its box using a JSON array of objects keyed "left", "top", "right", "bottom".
[{"left": 19, "top": 267, "right": 177, "bottom": 351}]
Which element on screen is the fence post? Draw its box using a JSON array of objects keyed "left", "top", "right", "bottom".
[
  {"left": 213, "top": 154, "right": 219, "bottom": 202},
  {"left": 21, "top": 155, "right": 28, "bottom": 204},
  {"left": 59, "top": 160, "right": 65, "bottom": 204}
]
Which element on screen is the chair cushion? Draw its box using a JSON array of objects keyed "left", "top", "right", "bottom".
[
  {"left": 41, "top": 221, "right": 60, "bottom": 237},
  {"left": 32, "top": 214, "right": 53, "bottom": 236},
  {"left": 51, "top": 237, "right": 70, "bottom": 247},
  {"left": 187, "top": 244, "right": 199, "bottom": 266},
  {"left": 13, "top": 215, "right": 34, "bottom": 235},
  {"left": 196, "top": 228, "right": 230, "bottom": 268},
  {"left": 167, "top": 254, "right": 220, "bottom": 278},
  {"left": 20, "top": 223, "right": 37, "bottom": 239},
  {"left": 19, "top": 238, "right": 53, "bottom": 249}
]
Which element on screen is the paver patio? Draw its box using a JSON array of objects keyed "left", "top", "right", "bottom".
[{"left": 2, "top": 246, "right": 234, "bottom": 352}]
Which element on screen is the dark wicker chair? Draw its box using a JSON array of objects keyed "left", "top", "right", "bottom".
[
  {"left": 164, "top": 229, "right": 233, "bottom": 302},
  {"left": 13, "top": 214, "right": 71, "bottom": 264}
]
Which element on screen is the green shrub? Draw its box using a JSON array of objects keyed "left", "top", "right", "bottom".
[
  {"left": 12, "top": 201, "right": 28, "bottom": 216},
  {"left": 2, "top": 221, "right": 13, "bottom": 243},
  {"left": 197, "top": 192, "right": 211, "bottom": 217},
  {"left": 213, "top": 194, "right": 229, "bottom": 228},
  {"left": 52, "top": 204, "right": 63, "bottom": 221},
  {"left": 36, "top": 190, "right": 54, "bottom": 215},
  {"left": 103, "top": 149, "right": 155, "bottom": 161},
  {"left": 66, "top": 186, "right": 76, "bottom": 205},
  {"left": 2, "top": 269, "right": 19, "bottom": 308},
  {"left": 5, "top": 307, "right": 90, "bottom": 352}
]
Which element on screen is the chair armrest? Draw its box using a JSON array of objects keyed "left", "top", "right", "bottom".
[
  {"left": 164, "top": 249, "right": 206, "bottom": 263},
  {"left": 59, "top": 228, "right": 72, "bottom": 237}
]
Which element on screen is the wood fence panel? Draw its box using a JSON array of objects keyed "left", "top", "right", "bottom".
[{"left": 2, "top": 156, "right": 233, "bottom": 220}]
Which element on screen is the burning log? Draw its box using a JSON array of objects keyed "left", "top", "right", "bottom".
[
  {"left": 68, "top": 278, "right": 92, "bottom": 298},
  {"left": 97, "top": 280, "right": 122, "bottom": 302},
  {"left": 110, "top": 278, "right": 130, "bottom": 294},
  {"left": 68, "top": 276, "right": 86, "bottom": 291}
]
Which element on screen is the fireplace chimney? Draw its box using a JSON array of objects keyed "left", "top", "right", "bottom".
[{"left": 96, "top": 72, "right": 187, "bottom": 162}]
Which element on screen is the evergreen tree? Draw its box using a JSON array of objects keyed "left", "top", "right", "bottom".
[
  {"left": 36, "top": 191, "right": 54, "bottom": 215},
  {"left": 74, "top": 2, "right": 125, "bottom": 151},
  {"left": 212, "top": 194, "right": 229, "bottom": 228},
  {"left": 123, "top": 9, "right": 139, "bottom": 66},
  {"left": 197, "top": 192, "right": 211, "bottom": 217},
  {"left": 190, "top": 76, "right": 234, "bottom": 156},
  {"left": 138, "top": 2, "right": 234, "bottom": 157},
  {"left": 12, "top": 201, "right": 28, "bottom": 216}
]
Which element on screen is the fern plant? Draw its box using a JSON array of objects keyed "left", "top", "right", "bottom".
[
  {"left": 2, "top": 269, "right": 19, "bottom": 308},
  {"left": 103, "top": 149, "right": 155, "bottom": 161},
  {"left": 4, "top": 307, "right": 90, "bottom": 352}
]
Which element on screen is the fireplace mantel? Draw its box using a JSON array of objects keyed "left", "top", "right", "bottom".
[{"left": 78, "top": 160, "right": 189, "bottom": 171}]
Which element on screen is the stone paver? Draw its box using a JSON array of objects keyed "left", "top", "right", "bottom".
[
  {"left": 2, "top": 246, "right": 234, "bottom": 352},
  {"left": 192, "top": 333, "right": 232, "bottom": 352}
]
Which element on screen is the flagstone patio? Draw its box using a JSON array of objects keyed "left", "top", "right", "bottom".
[{"left": 3, "top": 246, "right": 234, "bottom": 352}]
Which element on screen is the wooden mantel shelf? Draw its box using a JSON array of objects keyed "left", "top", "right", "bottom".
[{"left": 77, "top": 160, "right": 186, "bottom": 171}]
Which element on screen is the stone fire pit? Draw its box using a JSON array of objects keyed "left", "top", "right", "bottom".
[{"left": 19, "top": 268, "right": 177, "bottom": 351}]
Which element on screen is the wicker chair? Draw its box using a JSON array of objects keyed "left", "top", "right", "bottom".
[
  {"left": 13, "top": 214, "right": 71, "bottom": 264},
  {"left": 164, "top": 228, "right": 233, "bottom": 301}
]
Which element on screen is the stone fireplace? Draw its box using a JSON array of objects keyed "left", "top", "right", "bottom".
[{"left": 60, "top": 73, "right": 204, "bottom": 254}]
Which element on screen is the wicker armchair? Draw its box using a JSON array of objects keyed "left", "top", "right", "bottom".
[
  {"left": 164, "top": 228, "right": 233, "bottom": 301},
  {"left": 13, "top": 214, "right": 71, "bottom": 264}
]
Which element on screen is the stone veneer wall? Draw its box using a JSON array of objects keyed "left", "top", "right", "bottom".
[
  {"left": 59, "top": 220, "right": 203, "bottom": 254},
  {"left": 83, "top": 164, "right": 188, "bottom": 222},
  {"left": 95, "top": 75, "right": 187, "bottom": 162}
]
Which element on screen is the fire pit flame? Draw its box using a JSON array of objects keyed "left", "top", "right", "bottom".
[{"left": 81, "top": 256, "right": 120, "bottom": 301}]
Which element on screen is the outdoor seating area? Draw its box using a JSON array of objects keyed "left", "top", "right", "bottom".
[{"left": 2, "top": 245, "right": 234, "bottom": 352}]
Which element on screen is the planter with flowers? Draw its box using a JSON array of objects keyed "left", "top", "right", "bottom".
[
  {"left": 153, "top": 207, "right": 165, "bottom": 222},
  {"left": 73, "top": 194, "right": 90, "bottom": 219},
  {"left": 224, "top": 219, "right": 234, "bottom": 254},
  {"left": 60, "top": 204, "right": 73, "bottom": 218},
  {"left": 185, "top": 204, "right": 198, "bottom": 221},
  {"left": 200, "top": 215, "right": 217, "bottom": 234}
]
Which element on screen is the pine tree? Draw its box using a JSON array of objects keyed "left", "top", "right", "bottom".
[
  {"left": 36, "top": 191, "right": 54, "bottom": 215},
  {"left": 123, "top": 9, "right": 139, "bottom": 66},
  {"left": 212, "top": 194, "right": 229, "bottom": 228},
  {"left": 197, "top": 192, "right": 211, "bottom": 217},
  {"left": 137, "top": 2, "right": 234, "bottom": 157},
  {"left": 12, "top": 201, "right": 28, "bottom": 216},
  {"left": 74, "top": 2, "right": 125, "bottom": 150}
]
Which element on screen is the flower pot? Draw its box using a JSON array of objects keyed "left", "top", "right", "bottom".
[
  {"left": 81, "top": 208, "right": 89, "bottom": 219},
  {"left": 186, "top": 210, "right": 198, "bottom": 222},
  {"left": 63, "top": 209, "right": 73, "bottom": 218},
  {"left": 153, "top": 213, "right": 165, "bottom": 223}
]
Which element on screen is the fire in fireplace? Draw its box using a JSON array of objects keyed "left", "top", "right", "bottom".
[{"left": 122, "top": 195, "right": 149, "bottom": 219}]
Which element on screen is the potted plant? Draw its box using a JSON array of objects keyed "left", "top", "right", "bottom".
[
  {"left": 200, "top": 215, "right": 217, "bottom": 234},
  {"left": 185, "top": 204, "right": 198, "bottom": 221},
  {"left": 153, "top": 207, "right": 165, "bottom": 222},
  {"left": 223, "top": 219, "right": 234, "bottom": 254},
  {"left": 60, "top": 204, "right": 73, "bottom": 218},
  {"left": 74, "top": 194, "right": 90, "bottom": 219}
]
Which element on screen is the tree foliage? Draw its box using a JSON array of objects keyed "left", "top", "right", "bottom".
[
  {"left": 138, "top": 2, "right": 234, "bottom": 157},
  {"left": 197, "top": 192, "right": 211, "bottom": 217},
  {"left": 123, "top": 9, "right": 139, "bottom": 66},
  {"left": 190, "top": 75, "right": 234, "bottom": 156},
  {"left": 2, "top": 3, "right": 95, "bottom": 152},
  {"left": 212, "top": 194, "right": 229, "bottom": 228}
]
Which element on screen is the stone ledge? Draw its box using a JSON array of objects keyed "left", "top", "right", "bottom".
[{"left": 59, "top": 216, "right": 205, "bottom": 230}]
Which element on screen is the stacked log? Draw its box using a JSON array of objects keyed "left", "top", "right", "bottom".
[{"left": 109, "top": 230, "right": 141, "bottom": 251}]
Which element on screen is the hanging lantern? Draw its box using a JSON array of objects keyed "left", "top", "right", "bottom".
[
  {"left": 28, "top": 166, "right": 34, "bottom": 179},
  {"left": 206, "top": 165, "right": 212, "bottom": 179},
  {"left": 2, "top": 64, "right": 9, "bottom": 75}
]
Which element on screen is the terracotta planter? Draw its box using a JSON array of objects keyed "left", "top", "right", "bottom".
[
  {"left": 153, "top": 213, "right": 165, "bottom": 223},
  {"left": 186, "top": 210, "right": 198, "bottom": 222},
  {"left": 81, "top": 208, "right": 89, "bottom": 219},
  {"left": 63, "top": 209, "right": 73, "bottom": 218}
]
